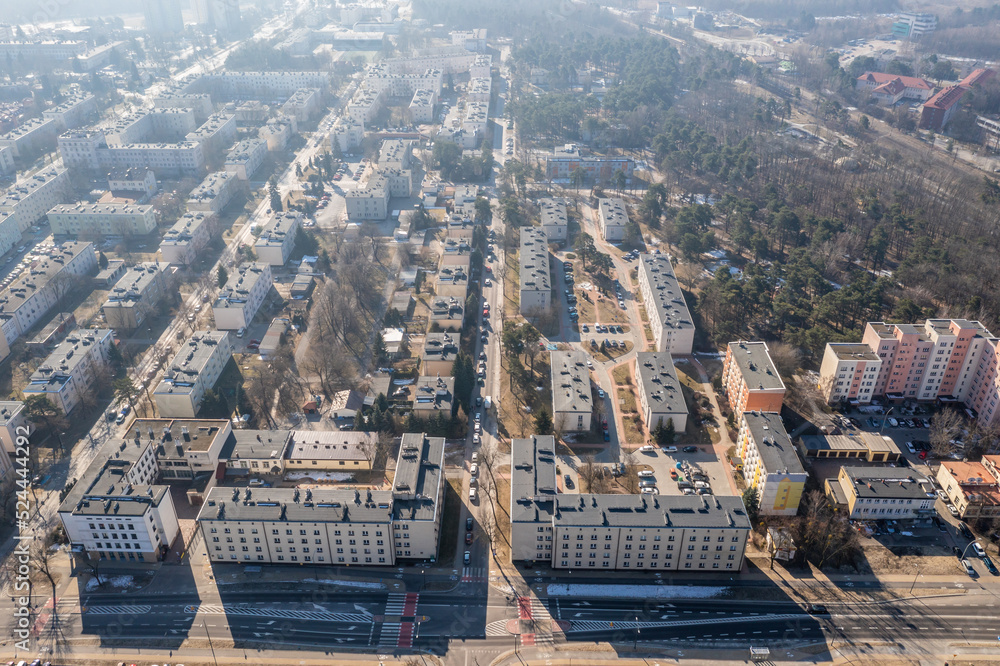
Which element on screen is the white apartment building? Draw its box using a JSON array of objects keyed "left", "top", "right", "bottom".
[
  {"left": 0, "top": 145, "right": 13, "bottom": 175},
  {"left": 197, "top": 433, "right": 445, "bottom": 565},
  {"left": 347, "top": 86, "right": 386, "bottom": 125},
  {"left": 819, "top": 342, "right": 883, "bottom": 404},
  {"left": 105, "top": 109, "right": 197, "bottom": 145},
  {"left": 550, "top": 351, "right": 593, "bottom": 432},
  {"left": 451, "top": 29, "right": 487, "bottom": 52},
  {"left": 386, "top": 51, "right": 476, "bottom": 75},
  {"left": 470, "top": 53, "right": 492, "bottom": 79},
  {"left": 634, "top": 352, "right": 688, "bottom": 433},
  {"left": 209, "top": 71, "right": 331, "bottom": 98},
  {"left": 467, "top": 77, "right": 492, "bottom": 103},
  {"left": 509, "top": 436, "right": 751, "bottom": 571},
  {"left": 102, "top": 262, "right": 171, "bottom": 332},
  {"left": 254, "top": 212, "right": 300, "bottom": 266},
  {"left": 159, "top": 211, "right": 214, "bottom": 265},
  {"left": 224, "top": 139, "right": 267, "bottom": 180},
  {"left": 58, "top": 437, "right": 179, "bottom": 564},
  {"left": 637, "top": 253, "right": 695, "bottom": 355},
  {"left": 598, "top": 198, "right": 629, "bottom": 242},
  {"left": 188, "top": 171, "right": 242, "bottom": 214},
  {"left": 47, "top": 202, "right": 158, "bottom": 237},
  {"left": 97, "top": 142, "right": 205, "bottom": 176},
  {"left": 461, "top": 102, "right": 489, "bottom": 146},
  {"left": 331, "top": 117, "right": 365, "bottom": 153},
  {"left": 0, "top": 165, "right": 70, "bottom": 233},
  {"left": 107, "top": 167, "right": 157, "bottom": 199},
  {"left": 42, "top": 94, "right": 98, "bottom": 130},
  {"left": 0, "top": 41, "right": 87, "bottom": 61},
  {"left": 185, "top": 112, "right": 238, "bottom": 156},
  {"left": 23, "top": 328, "right": 114, "bottom": 414},
  {"left": 0, "top": 117, "right": 60, "bottom": 157},
  {"left": 0, "top": 241, "right": 97, "bottom": 362},
  {"left": 213, "top": 263, "right": 272, "bottom": 330},
  {"left": 281, "top": 88, "right": 321, "bottom": 122},
  {"left": 409, "top": 88, "right": 437, "bottom": 122},
  {"left": 378, "top": 139, "right": 413, "bottom": 170},
  {"left": 258, "top": 117, "right": 294, "bottom": 151},
  {"left": 154, "top": 331, "right": 234, "bottom": 418},
  {"left": 735, "top": 412, "right": 806, "bottom": 517},
  {"left": 830, "top": 467, "right": 935, "bottom": 520},
  {"left": 519, "top": 227, "right": 551, "bottom": 315},
  {"left": 539, "top": 198, "right": 568, "bottom": 243},
  {"left": 0, "top": 400, "right": 29, "bottom": 454},
  {"left": 58, "top": 130, "right": 107, "bottom": 170},
  {"left": 151, "top": 92, "right": 214, "bottom": 121},
  {"left": 345, "top": 172, "right": 390, "bottom": 220}
]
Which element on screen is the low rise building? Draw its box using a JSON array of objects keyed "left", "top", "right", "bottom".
[
  {"left": 254, "top": 211, "right": 301, "bottom": 266},
  {"left": 550, "top": 351, "right": 593, "bottom": 432},
  {"left": 107, "top": 167, "right": 157, "bottom": 199},
  {"left": 544, "top": 145, "right": 634, "bottom": 182},
  {"left": 154, "top": 331, "right": 233, "bottom": 418},
  {"left": 213, "top": 263, "right": 272, "bottom": 331},
  {"left": 422, "top": 332, "right": 460, "bottom": 376},
  {"left": 637, "top": 254, "right": 694, "bottom": 355},
  {"left": 800, "top": 432, "right": 901, "bottom": 463},
  {"left": 23, "top": 329, "right": 114, "bottom": 414},
  {"left": 598, "top": 198, "right": 629, "bottom": 242},
  {"left": 411, "top": 375, "right": 455, "bottom": 419},
  {"left": 634, "top": 352, "right": 688, "bottom": 433},
  {"left": 185, "top": 112, "right": 238, "bottom": 155},
  {"left": 102, "top": 262, "right": 171, "bottom": 332},
  {"left": 936, "top": 459, "right": 1000, "bottom": 521},
  {"left": 47, "top": 201, "right": 158, "bottom": 237},
  {"left": 539, "top": 198, "right": 568, "bottom": 243},
  {"left": 721, "top": 341, "right": 785, "bottom": 418},
  {"left": 224, "top": 138, "right": 267, "bottom": 180},
  {"left": 855, "top": 72, "right": 934, "bottom": 103},
  {"left": 281, "top": 88, "right": 321, "bottom": 122},
  {"left": 428, "top": 295, "right": 463, "bottom": 332},
  {"left": 159, "top": 211, "right": 214, "bottom": 265},
  {"left": 827, "top": 466, "right": 934, "bottom": 521},
  {"left": 58, "top": 437, "right": 178, "bottom": 564},
  {"left": 735, "top": 412, "right": 805, "bottom": 517},
  {"left": 345, "top": 172, "right": 389, "bottom": 220},
  {"left": 220, "top": 429, "right": 292, "bottom": 476},
  {"left": 258, "top": 318, "right": 288, "bottom": 361},
  {"left": 0, "top": 165, "right": 70, "bottom": 236},
  {"left": 188, "top": 171, "right": 243, "bottom": 214},
  {"left": 467, "top": 77, "right": 491, "bottom": 103},
  {"left": 258, "top": 116, "right": 295, "bottom": 151},
  {"left": 0, "top": 117, "right": 60, "bottom": 158},
  {"left": 284, "top": 430, "right": 376, "bottom": 471},
  {"left": 519, "top": 227, "right": 551, "bottom": 315},
  {"left": 125, "top": 418, "right": 232, "bottom": 481}
]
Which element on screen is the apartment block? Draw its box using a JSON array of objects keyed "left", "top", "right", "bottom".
[
  {"left": 330, "top": 117, "right": 365, "bottom": 153},
  {"left": 598, "top": 198, "right": 629, "bottom": 242},
  {"left": 0, "top": 165, "right": 70, "bottom": 233},
  {"left": 224, "top": 139, "right": 268, "bottom": 180},
  {"left": 422, "top": 332, "right": 460, "bottom": 376},
  {"left": 827, "top": 467, "right": 934, "bottom": 521},
  {"left": 58, "top": 130, "right": 107, "bottom": 170},
  {"left": 23, "top": 329, "right": 114, "bottom": 414},
  {"left": 735, "top": 412, "right": 805, "bottom": 516},
  {"left": 519, "top": 227, "right": 551, "bottom": 315},
  {"left": 185, "top": 112, "right": 238, "bottom": 156},
  {"left": 47, "top": 202, "right": 157, "bottom": 237},
  {"left": 345, "top": 172, "right": 389, "bottom": 220},
  {"left": 281, "top": 88, "right": 322, "bottom": 122},
  {"left": 539, "top": 198, "right": 568, "bottom": 243},
  {"left": 470, "top": 53, "right": 492, "bottom": 78},
  {"left": 255, "top": 212, "right": 301, "bottom": 266},
  {"left": 284, "top": 431, "right": 377, "bottom": 471},
  {"left": 102, "top": 262, "right": 171, "bottom": 332},
  {"left": 510, "top": 436, "right": 750, "bottom": 571},
  {"left": 0, "top": 145, "right": 13, "bottom": 175},
  {"left": 0, "top": 41, "right": 87, "bottom": 61},
  {"left": 107, "top": 167, "right": 157, "bottom": 199},
  {"left": 0, "top": 400, "right": 29, "bottom": 454},
  {"left": 126, "top": 418, "right": 232, "bottom": 480},
  {"left": 258, "top": 116, "right": 295, "bottom": 152},
  {"left": 544, "top": 145, "right": 634, "bottom": 182},
  {"left": 0, "top": 117, "right": 60, "bottom": 158},
  {"left": 428, "top": 295, "right": 464, "bottom": 332},
  {"left": 378, "top": 139, "right": 413, "bottom": 171},
  {"left": 42, "top": 94, "right": 98, "bottom": 130},
  {"left": 347, "top": 86, "right": 386, "bottom": 125},
  {"left": 213, "top": 263, "right": 272, "bottom": 331},
  {"left": 0, "top": 241, "right": 97, "bottom": 361},
  {"left": 936, "top": 459, "right": 1000, "bottom": 520},
  {"left": 58, "top": 438, "right": 178, "bottom": 564},
  {"left": 819, "top": 342, "right": 882, "bottom": 404},
  {"left": 159, "top": 211, "right": 214, "bottom": 265},
  {"left": 467, "top": 77, "right": 492, "bottom": 103},
  {"left": 636, "top": 254, "right": 694, "bottom": 355},
  {"left": 634, "top": 352, "right": 688, "bottom": 433},
  {"left": 154, "top": 331, "right": 233, "bottom": 418},
  {"left": 98, "top": 142, "right": 205, "bottom": 176},
  {"left": 188, "top": 171, "right": 242, "bottom": 215},
  {"left": 551, "top": 351, "right": 593, "bottom": 432},
  {"left": 221, "top": 429, "right": 293, "bottom": 476},
  {"left": 197, "top": 432, "right": 444, "bottom": 566},
  {"left": 410, "top": 375, "right": 455, "bottom": 419},
  {"left": 721, "top": 341, "right": 786, "bottom": 418},
  {"left": 151, "top": 92, "right": 214, "bottom": 121},
  {"left": 409, "top": 88, "right": 437, "bottom": 122}
]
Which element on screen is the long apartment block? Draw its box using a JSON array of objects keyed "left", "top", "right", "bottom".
[
  {"left": 102, "top": 262, "right": 171, "bottom": 332},
  {"left": 22, "top": 328, "right": 114, "bottom": 414},
  {"left": 820, "top": 319, "right": 1000, "bottom": 425},
  {"left": 213, "top": 262, "right": 272, "bottom": 331},
  {"left": 254, "top": 212, "right": 300, "bottom": 266},
  {"left": 153, "top": 331, "right": 233, "bottom": 418},
  {"left": 510, "top": 435, "right": 751, "bottom": 571},
  {"left": 47, "top": 201, "right": 158, "bottom": 236},
  {"left": 550, "top": 351, "right": 592, "bottom": 432},
  {"left": 634, "top": 352, "right": 688, "bottom": 432},
  {"left": 519, "top": 227, "right": 551, "bottom": 314},
  {"left": 636, "top": 254, "right": 694, "bottom": 355}
]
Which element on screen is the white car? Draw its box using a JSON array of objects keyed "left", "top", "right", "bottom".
[
  {"left": 236, "top": 327, "right": 246, "bottom": 338},
  {"left": 472, "top": 452, "right": 479, "bottom": 463},
  {"left": 973, "top": 542, "right": 987, "bottom": 558},
  {"left": 469, "top": 487, "right": 478, "bottom": 502},
  {"left": 640, "top": 487, "right": 658, "bottom": 495},
  {"left": 663, "top": 446, "right": 678, "bottom": 452},
  {"left": 639, "top": 445, "right": 655, "bottom": 452},
  {"left": 470, "top": 463, "right": 479, "bottom": 477},
  {"left": 638, "top": 470, "right": 654, "bottom": 478},
  {"left": 947, "top": 504, "right": 959, "bottom": 516},
  {"left": 887, "top": 417, "right": 899, "bottom": 427},
  {"left": 597, "top": 389, "right": 605, "bottom": 398},
  {"left": 474, "top": 422, "right": 481, "bottom": 434},
  {"left": 485, "top": 278, "right": 492, "bottom": 287}
]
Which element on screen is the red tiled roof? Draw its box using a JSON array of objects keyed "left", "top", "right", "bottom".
[
  {"left": 857, "top": 71, "right": 933, "bottom": 91},
  {"left": 924, "top": 85, "right": 966, "bottom": 110},
  {"left": 959, "top": 67, "right": 996, "bottom": 88},
  {"left": 872, "top": 79, "right": 906, "bottom": 96}
]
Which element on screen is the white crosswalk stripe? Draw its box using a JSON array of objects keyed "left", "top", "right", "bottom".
[
  {"left": 567, "top": 614, "right": 803, "bottom": 633},
  {"left": 486, "top": 620, "right": 510, "bottom": 636},
  {"left": 84, "top": 605, "right": 151, "bottom": 616},
  {"left": 182, "top": 604, "right": 370, "bottom": 622},
  {"left": 383, "top": 592, "right": 407, "bottom": 615},
  {"left": 461, "top": 566, "right": 488, "bottom": 582}
]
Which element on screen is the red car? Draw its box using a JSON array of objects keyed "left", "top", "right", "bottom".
[
  {"left": 465, "top": 532, "right": 473, "bottom": 545},
  {"left": 483, "top": 308, "right": 489, "bottom": 318}
]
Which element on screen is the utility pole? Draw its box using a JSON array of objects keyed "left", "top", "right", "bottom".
[{"left": 203, "top": 620, "right": 219, "bottom": 666}]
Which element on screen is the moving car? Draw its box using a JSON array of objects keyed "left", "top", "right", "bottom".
[{"left": 464, "top": 551, "right": 471, "bottom": 565}]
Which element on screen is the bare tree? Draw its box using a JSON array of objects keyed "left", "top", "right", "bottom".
[
  {"left": 930, "top": 408, "right": 966, "bottom": 459},
  {"left": 579, "top": 455, "right": 599, "bottom": 493},
  {"left": 767, "top": 341, "right": 803, "bottom": 382}
]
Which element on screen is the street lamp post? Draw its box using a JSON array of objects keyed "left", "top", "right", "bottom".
[
  {"left": 633, "top": 614, "right": 639, "bottom": 650},
  {"left": 203, "top": 620, "right": 219, "bottom": 666},
  {"left": 879, "top": 407, "right": 895, "bottom": 435}
]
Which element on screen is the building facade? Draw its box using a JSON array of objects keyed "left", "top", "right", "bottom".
[
  {"left": 254, "top": 212, "right": 301, "bottom": 266},
  {"left": 102, "top": 262, "right": 171, "bottom": 332},
  {"left": 637, "top": 254, "right": 694, "bottom": 355},
  {"left": 721, "top": 341, "right": 786, "bottom": 418},
  {"left": 47, "top": 202, "right": 157, "bottom": 237},
  {"left": 735, "top": 412, "right": 805, "bottom": 517},
  {"left": 154, "top": 331, "right": 233, "bottom": 418},
  {"left": 634, "top": 352, "right": 688, "bottom": 433}
]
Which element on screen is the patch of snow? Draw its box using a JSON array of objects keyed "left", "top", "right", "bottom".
[
  {"left": 547, "top": 583, "right": 727, "bottom": 599},
  {"left": 86, "top": 575, "right": 134, "bottom": 591},
  {"left": 285, "top": 471, "right": 355, "bottom": 482}
]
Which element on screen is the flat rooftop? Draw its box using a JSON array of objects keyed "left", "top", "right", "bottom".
[
  {"left": 554, "top": 494, "right": 750, "bottom": 529},
  {"left": 635, "top": 352, "right": 687, "bottom": 417},
  {"left": 728, "top": 341, "right": 785, "bottom": 391},
  {"left": 124, "top": 418, "right": 230, "bottom": 457},
  {"left": 741, "top": 412, "right": 803, "bottom": 475},
  {"left": 550, "top": 350, "right": 592, "bottom": 415}
]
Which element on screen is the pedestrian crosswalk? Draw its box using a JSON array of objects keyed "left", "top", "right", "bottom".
[
  {"left": 379, "top": 592, "right": 419, "bottom": 648},
  {"left": 485, "top": 620, "right": 510, "bottom": 636},
  {"left": 168, "top": 604, "right": 369, "bottom": 623},
  {"left": 461, "top": 566, "right": 488, "bottom": 583},
  {"left": 83, "top": 604, "right": 151, "bottom": 616}
]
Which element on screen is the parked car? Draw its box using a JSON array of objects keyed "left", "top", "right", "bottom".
[
  {"left": 639, "top": 445, "right": 655, "bottom": 452},
  {"left": 983, "top": 555, "right": 999, "bottom": 575},
  {"left": 947, "top": 504, "right": 960, "bottom": 516},
  {"left": 960, "top": 522, "right": 974, "bottom": 540},
  {"left": 960, "top": 559, "right": 977, "bottom": 576},
  {"left": 465, "top": 532, "right": 473, "bottom": 545},
  {"left": 563, "top": 474, "right": 573, "bottom": 489},
  {"left": 464, "top": 551, "right": 471, "bottom": 565},
  {"left": 664, "top": 446, "right": 677, "bottom": 452},
  {"left": 682, "top": 446, "right": 698, "bottom": 453},
  {"left": 638, "top": 470, "right": 654, "bottom": 478},
  {"left": 973, "top": 542, "right": 987, "bottom": 558}
]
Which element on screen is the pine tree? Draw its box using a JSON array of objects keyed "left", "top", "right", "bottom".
[{"left": 217, "top": 265, "right": 228, "bottom": 288}]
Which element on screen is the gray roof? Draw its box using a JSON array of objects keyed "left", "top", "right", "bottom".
[
  {"left": 550, "top": 350, "right": 592, "bottom": 415},
  {"left": 255, "top": 212, "right": 300, "bottom": 249},
  {"left": 220, "top": 429, "right": 292, "bottom": 462},
  {"left": 826, "top": 342, "right": 880, "bottom": 361},
  {"left": 841, "top": 467, "right": 932, "bottom": 500},
  {"left": 124, "top": 418, "right": 231, "bottom": 458},
  {"left": 104, "top": 262, "right": 169, "bottom": 309},
  {"left": 411, "top": 375, "right": 454, "bottom": 413},
  {"left": 215, "top": 263, "right": 270, "bottom": 309},
  {"left": 638, "top": 254, "right": 694, "bottom": 334},
  {"left": 539, "top": 198, "right": 568, "bottom": 230},
  {"left": 198, "top": 486, "right": 395, "bottom": 524},
  {"left": 0, "top": 242, "right": 95, "bottom": 318},
  {"left": 599, "top": 198, "right": 628, "bottom": 228},
  {"left": 392, "top": 433, "right": 445, "bottom": 522},
  {"left": 741, "top": 412, "right": 803, "bottom": 475},
  {"left": 287, "top": 430, "right": 374, "bottom": 462},
  {"left": 727, "top": 342, "right": 785, "bottom": 391},
  {"left": 162, "top": 211, "right": 212, "bottom": 246},
  {"left": 635, "top": 352, "right": 687, "bottom": 418},
  {"left": 520, "top": 227, "right": 550, "bottom": 293},
  {"left": 510, "top": 436, "right": 557, "bottom": 525},
  {"left": 58, "top": 439, "right": 167, "bottom": 517},
  {"left": 25, "top": 328, "right": 112, "bottom": 391},
  {"left": 553, "top": 494, "right": 750, "bottom": 529},
  {"left": 155, "top": 331, "right": 230, "bottom": 395},
  {"left": 422, "top": 332, "right": 460, "bottom": 363}
]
